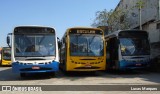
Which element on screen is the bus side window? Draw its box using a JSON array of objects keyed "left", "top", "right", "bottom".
[
  {"left": 106, "top": 40, "right": 110, "bottom": 56},
  {"left": 110, "top": 37, "right": 118, "bottom": 60},
  {"left": 62, "top": 38, "right": 65, "bottom": 43},
  {"left": 62, "top": 37, "right": 66, "bottom": 48}
]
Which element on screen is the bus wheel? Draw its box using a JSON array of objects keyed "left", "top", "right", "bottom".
[
  {"left": 87, "top": 71, "right": 96, "bottom": 75},
  {"left": 0, "top": 62, "right": 2, "bottom": 66},
  {"left": 48, "top": 72, "right": 55, "bottom": 76},
  {"left": 20, "top": 73, "right": 26, "bottom": 77}
]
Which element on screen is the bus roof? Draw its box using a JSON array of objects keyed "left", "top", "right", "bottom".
[
  {"left": 66, "top": 27, "right": 103, "bottom": 31},
  {"left": 2, "top": 47, "right": 10, "bottom": 49},
  {"left": 12, "top": 25, "right": 57, "bottom": 34},
  {"left": 2, "top": 47, "right": 10, "bottom": 50},
  {"left": 105, "top": 29, "right": 148, "bottom": 38},
  {"left": 14, "top": 25, "right": 56, "bottom": 30}
]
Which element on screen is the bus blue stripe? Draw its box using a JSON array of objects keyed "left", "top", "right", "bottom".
[{"left": 12, "top": 61, "right": 59, "bottom": 73}]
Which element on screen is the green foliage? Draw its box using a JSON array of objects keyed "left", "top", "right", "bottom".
[
  {"left": 91, "top": 8, "right": 130, "bottom": 31},
  {"left": 135, "top": 0, "right": 145, "bottom": 9},
  {"left": 108, "top": 8, "right": 129, "bottom": 30},
  {"left": 91, "top": 9, "right": 113, "bottom": 27},
  {"left": 91, "top": 0, "right": 146, "bottom": 31}
]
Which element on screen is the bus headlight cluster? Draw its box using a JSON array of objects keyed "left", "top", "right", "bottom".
[
  {"left": 17, "top": 62, "right": 52, "bottom": 65},
  {"left": 71, "top": 61, "right": 102, "bottom": 64},
  {"left": 125, "top": 59, "right": 149, "bottom": 63},
  {"left": 39, "top": 62, "right": 52, "bottom": 65},
  {"left": 18, "top": 62, "right": 28, "bottom": 65}
]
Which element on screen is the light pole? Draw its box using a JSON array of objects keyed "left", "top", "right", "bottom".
[
  {"left": 136, "top": 0, "right": 144, "bottom": 30},
  {"left": 139, "top": 5, "right": 142, "bottom": 30}
]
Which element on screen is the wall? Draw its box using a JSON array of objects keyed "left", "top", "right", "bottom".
[{"left": 110, "top": 0, "right": 160, "bottom": 43}]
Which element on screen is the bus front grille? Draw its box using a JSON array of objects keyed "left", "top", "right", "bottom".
[
  {"left": 74, "top": 67, "right": 100, "bottom": 69},
  {"left": 20, "top": 68, "right": 52, "bottom": 71}
]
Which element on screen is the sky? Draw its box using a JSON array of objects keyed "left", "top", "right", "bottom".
[{"left": 0, "top": 0, "right": 120, "bottom": 47}]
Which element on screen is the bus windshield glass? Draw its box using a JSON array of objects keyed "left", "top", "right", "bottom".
[
  {"left": 70, "top": 34, "right": 104, "bottom": 56},
  {"left": 120, "top": 38, "right": 150, "bottom": 56},
  {"left": 14, "top": 34, "right": 55, "bottom": 57},
  {"left": 3, "top": 49, "right": 11, "bottom": 60}
]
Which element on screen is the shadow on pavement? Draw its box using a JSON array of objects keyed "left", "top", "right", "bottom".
[
  {"left": 0, "top": 66, "right": 160, "bottom": 84},
  {"left": 57, "top": 68, "right": 160, "bottom": 84},
  {"left": 0, "top": 67, "right": 57, "bottom": 81}
]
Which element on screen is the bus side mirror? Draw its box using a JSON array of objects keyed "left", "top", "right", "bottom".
[
  {"left": 7, "top": 33, "right": 12, "bottom": 48},
  {"left": 57, "top": 37, "right": 61, "bottom": 48},
  {"left": 7, "top": 36, "right": 10, "bottom": 44},
  {"left": 7, "top": 36, "right": 11, "bottom": 48}
]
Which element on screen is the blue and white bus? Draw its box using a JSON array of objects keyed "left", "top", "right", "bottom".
[
  {"left": 7, "top": 26, "right": 59, "bottom": 77},
  {"left": 105, "top": 30, "right": 150, "bottom": 70}
]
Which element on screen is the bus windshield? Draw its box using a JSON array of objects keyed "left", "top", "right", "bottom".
[
  {"left": 15, "top": 34, "right": 55, "bottom": 57},
  {"left": 120, "top": 38, "right": 150, "bottom": 56},
  {"left": 3, "top": 49, "right": 11, "bottom": 60},
  {"left": 70, "top": 34, "right": 104, "bottom": 56}
]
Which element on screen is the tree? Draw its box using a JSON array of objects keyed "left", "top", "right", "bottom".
[
  {"left": 91, "top": 9, "right": 113, "bottom": 27},
  {"left": 91, "top": 0, "right": 148, "bottom": 32},
  {"left": 91, "top": 8, "right": 130, "bottom": 32}
]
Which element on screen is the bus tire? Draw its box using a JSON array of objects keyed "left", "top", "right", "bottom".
[
  {"left": 0, "top": 61, "right": 2, "bottom": 66},
  {"left": 87, "top": 71, "right": 96, "bottom": 75},
  {"left": 48, "top": 72, "right": 55, "bottom": 76},
  {"left": 20, "top": 73, "right": 26, "bottom": 77}
]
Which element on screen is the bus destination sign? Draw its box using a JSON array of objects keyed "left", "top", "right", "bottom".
[
  {"left": 70, "top": 29, "right": 102, "bottom": 35},
  {"left": 77, "top": 30, "right": 95, "bottom": 34}
]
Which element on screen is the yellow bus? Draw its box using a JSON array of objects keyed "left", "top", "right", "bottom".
[
  {"left": 0, "top": 47, "right": 11, "bottom": 66},
  {"left": 60, "top": 27, "right": 106, "bottom": 71}
]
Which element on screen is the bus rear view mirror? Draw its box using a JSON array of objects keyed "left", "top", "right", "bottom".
[
  {"left": 7, "top": 33, "right": 12, "bottom": 48},
  {"left": 57, "top": 37, "right": 61, "bottom": 48},
  {"left": 7, "top": 36, "right": 10, "bottom": 45}
]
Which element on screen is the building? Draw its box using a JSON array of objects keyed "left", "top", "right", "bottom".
[{"left": 109, "top": 0, "right": 160, "bottom": 43}]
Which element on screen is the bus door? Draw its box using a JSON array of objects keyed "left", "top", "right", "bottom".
[{"left": 108, "top": 37, "right": 119, "bottom": 70}]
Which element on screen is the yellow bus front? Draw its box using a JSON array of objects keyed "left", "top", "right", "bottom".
[
  {"left": 66, "top": 28, "right": 106, "bottom": 71},
  {"left": 1, "top": 47, "right": 11, "bottom": 66}
]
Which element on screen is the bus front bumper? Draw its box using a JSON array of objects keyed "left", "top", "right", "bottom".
[
  {"left": 119, "top": 60, "right": 150, "bottom": 70},
  {"left": 12, "top": 61, "right": 59, "bottom": 73},
  {"left": 1, "top": 60, "right": 11, "bottom": 66}
]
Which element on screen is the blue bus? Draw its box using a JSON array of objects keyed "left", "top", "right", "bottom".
[
  {"left": 105, "top": 30, "right": 150, "bottom": 70},
  {"left": 7, "top": 26, "right": 59, "bottom": 77}
]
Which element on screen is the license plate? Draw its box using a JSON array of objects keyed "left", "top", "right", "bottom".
[
  {"left": 32, "top": 66, "right": 40, "bottom": 69},
  {"left": 85, "top": 65, "right": 92, "bottom": 68},
  {"left": 136, "top": 64, "right": 141, "bottom": 66}
]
